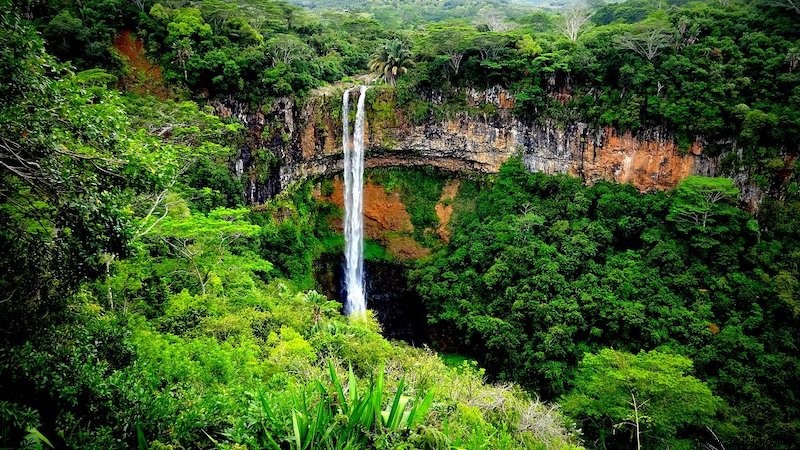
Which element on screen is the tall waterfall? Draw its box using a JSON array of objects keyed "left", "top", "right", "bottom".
[{"left": 343, "top": 86, "right": 368, "bottom": 315}]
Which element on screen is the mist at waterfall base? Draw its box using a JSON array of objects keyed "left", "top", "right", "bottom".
[
  {"left": 314, "top": 255, "right": 430, "bottom": 345},
  {"left": 342, "top": 86, "right": 367, "bottom": 316}
]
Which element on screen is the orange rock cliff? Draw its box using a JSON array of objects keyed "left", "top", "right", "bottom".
[{"left": 212, "top": 86, "right": 721, "bottom": 205}]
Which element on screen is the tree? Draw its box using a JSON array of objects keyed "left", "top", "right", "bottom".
[
  {"left": 562, "top": 349, "right": 722, "bottom": 449},
  {"left": 559, "top": 1, "right": 593, "bottom": 42},
  {"left": 149, "top": 206, "right": 270, "bottom": 296},
  {"left": 420, "top": 25, "right": 474, "bottom": 75},
  {"left": 472, "top": 33, "right": 510, "bottom": 61},
  {"left": 615, "top": 24, "right": 672, "bottom": 61},
  {"left": 198, "top": 0, "right": 239, "bottom": 30},
  {"left": 1, "top": 49, "right": 116, "bottom": 333},
  {"left": 132, "top": 0, "right": 148, "bottom": 12},
  {"left": 1, "top": 10, "right": 138, "bottom": 334},
  {"left": 667, "top": 176, "right": 740, "bottom": 233},
  {"left": 674, "top": 16, "right": 700, "bottom": 49},
  {"left": 266, "top": 34, "right": 313, "bottom": 66},
  {"left": 278, "top": 2, "right": 301, "bottom": 30},
  {"left": 150, "top": 5, "right": 212, "bottom": 83},
  {"left": 369, "top": 39, "right": 414, "bottom": 86},
  {"left": 42, "top": 10, "right": 84, "bottom": 59},
  {"left": 516, "top": 34, "right": 543, "bottom": 58},
  {"left": 172, "top": 38, "right": 193, "bottom": 81},
  {"left": 153, "top": 6, "right": 213, "bottom": 44},
  {"left": 476, "top": 8, "right": 510, "bottom": 32},
  {"left": 774, "top": 0, "right": 800, "bottom": 14}
]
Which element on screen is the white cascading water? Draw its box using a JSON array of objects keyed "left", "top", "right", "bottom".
[{"left": 343, "top": 86, "right": 368, "bottom": 315}]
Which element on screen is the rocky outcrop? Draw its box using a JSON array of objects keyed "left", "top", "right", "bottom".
[{"left": 213, "top": 86, "right": 722, "bottom": 205}]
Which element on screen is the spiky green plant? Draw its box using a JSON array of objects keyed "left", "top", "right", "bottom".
[{"left": 255, "top": 362, "right": 434, "bottom": 449}]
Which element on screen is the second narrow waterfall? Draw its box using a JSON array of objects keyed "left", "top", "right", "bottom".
[{"left": 343, "top": 86, "right": 368, "bottom": 315}]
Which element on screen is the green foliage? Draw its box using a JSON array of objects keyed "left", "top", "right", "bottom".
[
  {"left": 390, "top": 0, "right": 800, "bottom": 191},
  {"left": 370, "top": 39, "right": 414, "bottom": 86},
  {"left": 145, "top": 204, "right": 270, "bottom": 296},
  {"left": 667, "top": 176, "right": 743, "bottom": 248},
  {"left": 6, "top": 1, "right": 800, "bottom": 449},
  {"left": 516, "top": 34, "right": 543, "bottom": 58},
  {"left": 413, "top": 159, "right": 800, "bottom": 447},
  {"left": 0, "top": 167, "right": 578, "bottom": 449},
  {"left": 0, "top": 18, "right": 582, "bottom": 449},
  {"left": 251, "top": 185, "right": 328, "bottom": 288},
  {"left": 0, "top": 7, "right": 237, "bottom": 335},
  {"left": 23, "top": 0, "right": 800, "bottom": 190},
  {"left": 255, "top": 362, "right": 434, "bottom": 449},
  {"left": 439, "top": 353, "right": 473, "bottom": 368},
  {"left": 562, "top": 349, "right": 722, "bottom": 449},
  {"left": 25, "top": 0, "right": 399, "bottom": 102},
  {"left": 0, "top": 401, "right": 54, "bottom": 449},
  {"left": 292, "top": 0, "right": 531, "bottom": 26}
]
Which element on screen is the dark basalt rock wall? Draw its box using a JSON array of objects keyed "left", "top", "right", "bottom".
[{"left": 314, "top": 254, "right": 429, "bottom": 345}]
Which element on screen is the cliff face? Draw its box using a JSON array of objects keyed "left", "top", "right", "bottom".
[
  {"left": 313, "top": 177, "right": 431, "bottom": 260},
  {"left": 213, "top": 86, "right": 721, "bottom": 204}
]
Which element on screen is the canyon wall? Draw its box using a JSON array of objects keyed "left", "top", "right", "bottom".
[{"left": 212, "top": 86, "right": 723, "bottom": 205}]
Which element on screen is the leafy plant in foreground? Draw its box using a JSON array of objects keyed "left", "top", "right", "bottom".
[
  {"left": 252, "top": 362, "right": 434, "bottom": 449},
  {"left": 0, "top": 401, "right": 53, "bottom": 450}
]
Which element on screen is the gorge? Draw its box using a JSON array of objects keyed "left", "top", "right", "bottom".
[{"left": 4, "top": 0, "right": 799, "bottom": 448}]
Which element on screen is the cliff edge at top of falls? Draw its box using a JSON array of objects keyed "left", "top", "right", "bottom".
[{"left": 211, "top": 85, "right": 762, "bottom": 209}]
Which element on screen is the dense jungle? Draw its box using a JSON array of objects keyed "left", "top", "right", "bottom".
[{"left": 1, "top": 0, "right": 799, "bottom": 448}]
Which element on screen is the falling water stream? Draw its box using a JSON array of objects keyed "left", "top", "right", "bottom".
[{"left": 343, "top": 86, "right": 368, "bottom": 315}]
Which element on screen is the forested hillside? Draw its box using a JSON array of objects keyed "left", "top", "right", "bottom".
[{"left": 1, "top": 0, "right": 799, "bottom": 448}]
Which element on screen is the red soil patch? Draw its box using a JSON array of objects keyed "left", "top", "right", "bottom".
[
  {"left": 315, "top": 177, "right": 430, "bottom": 259},
  {"left": 113, "top": 30, "right": 169, "bottom": 98},
  {"left": 435, "top": 180, "right": 460, "bottom": 243},
  {"left": 386, "top": 235, "right": 430, "bottom": 259}
]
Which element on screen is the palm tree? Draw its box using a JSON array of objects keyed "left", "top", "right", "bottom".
[{"left": 369, "top": 39, "right": 414, "bottom": 86}]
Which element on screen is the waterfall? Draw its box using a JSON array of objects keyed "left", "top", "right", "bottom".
[{"left": 343, "top": 86, "right": 368, "bottom": 315}]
